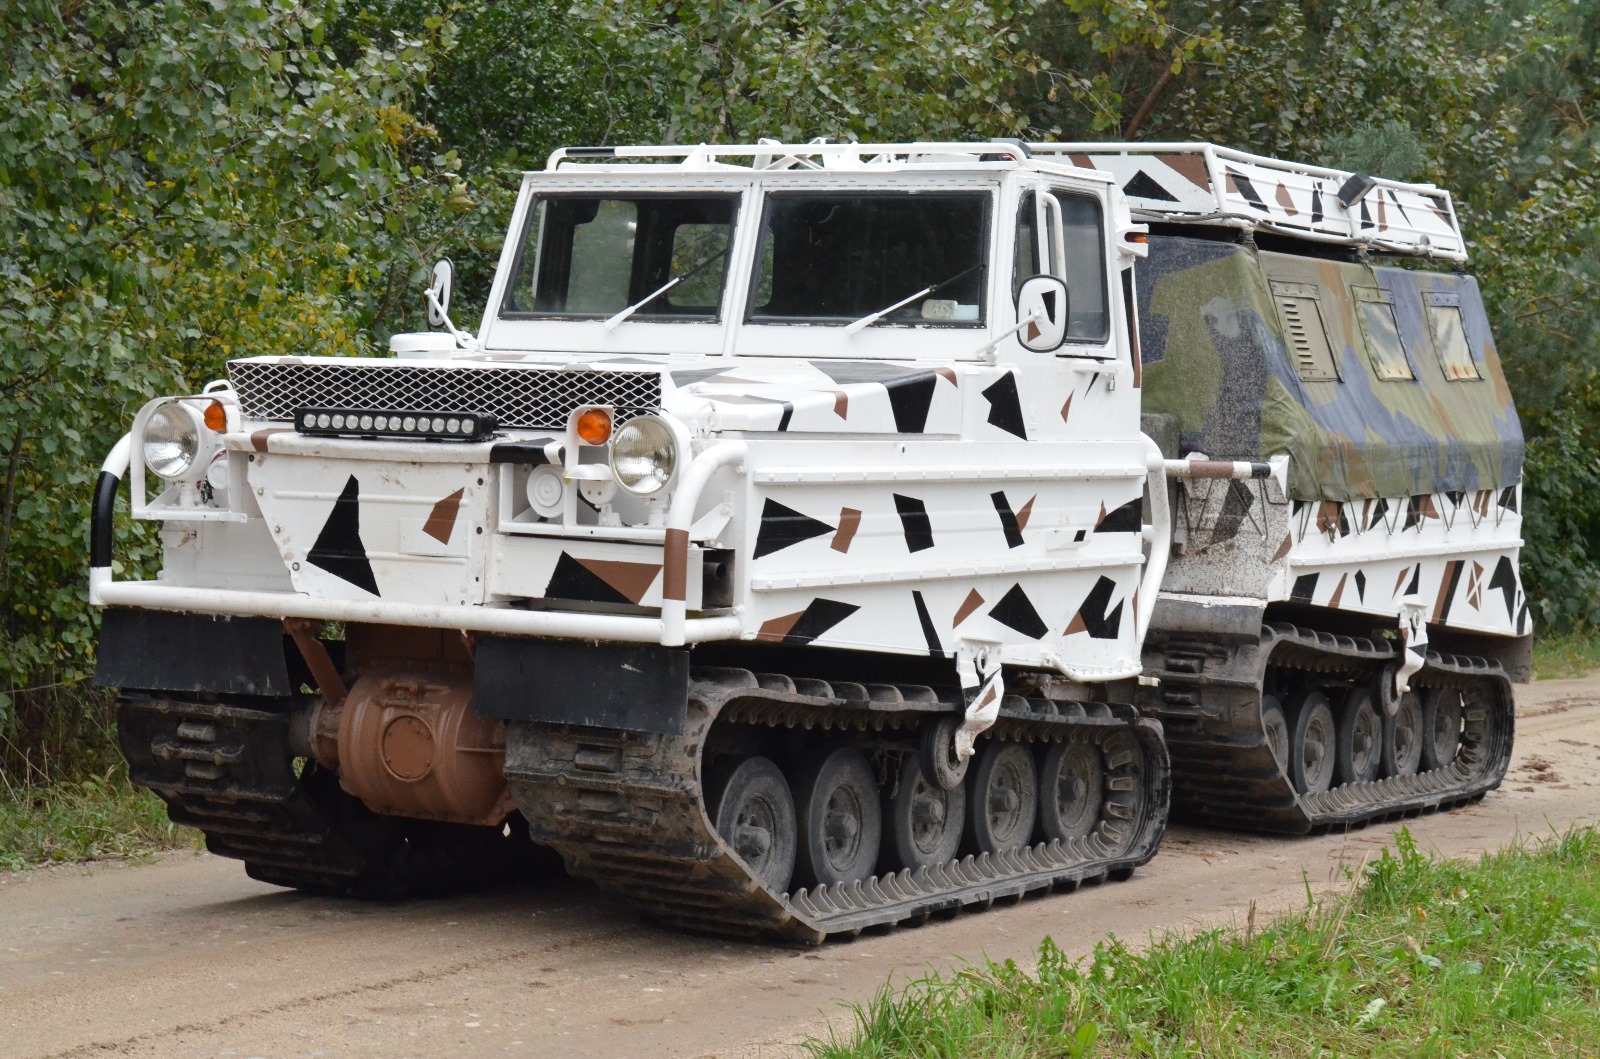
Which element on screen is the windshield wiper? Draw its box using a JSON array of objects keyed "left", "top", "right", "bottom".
[
  {"left": 602, "top": 246, "right": 731, "bottom": 331},
  {"left": 843, "top": 263, "right": 983, "bottom": 336}
]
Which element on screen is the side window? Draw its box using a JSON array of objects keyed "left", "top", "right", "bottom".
[
  {"left": 1270, "top": 281, "right": 1340, "bottom": 382},
  {"left": 1048, "top": 190, "right": 1109, "bottom": 343},
  {"left": 1426, "top": 294, "right": 1481, "bottom": 380},
  {"left": 1014, "top": 191, "right": 1040, "bottom": 296},
  {"left": 1351, "top": 286, "right": 1414, "bottom": 380}
]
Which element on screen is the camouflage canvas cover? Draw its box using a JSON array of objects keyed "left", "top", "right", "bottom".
[{"left": 1136, "top": 236, "right": 1523, "bottom": 502}]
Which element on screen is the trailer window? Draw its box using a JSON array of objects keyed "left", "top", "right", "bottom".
[
  {"left": 747, "top": 193, "right": 988, "bottom": 326},
  {"left": 501, "top": 194, "right": 738, "bottom": 321},
  {"left": 1427, "top": 300, "right": 1480, "bottom": 380},
  {"left": 1352, "top": 287, "right": 1414, "bottom": 381}
]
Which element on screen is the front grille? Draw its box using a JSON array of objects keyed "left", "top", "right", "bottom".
[{"left": 228, "top": 360, "right": 662, "bottom": 430}]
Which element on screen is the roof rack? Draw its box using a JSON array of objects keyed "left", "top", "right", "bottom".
[
  {"left": 1030, "top": 142, "right": 1465, "bottom": 261},
  {"left": 544, "top": 138, "right": 1036, "bottom": 173}
]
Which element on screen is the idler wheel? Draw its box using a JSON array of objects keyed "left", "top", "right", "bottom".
[
  {"left": 1038, "top": 735, "right": 1103, "bottom": 843},
  {"left": 792, "top": 747, "right": 882, "bottom": 890},
  {"left": 709, "top": 756, "right": 797, "bottom": 895},
  {"left": 1421, "top": 688, "right": 1465, "bottom": 770},
  {"left": 963, "top": 740, "right": 1038, "bottom": 856},
  {"left": 1288, "top": 689, "right": 1336, "bottom": 795},
  {"left": 1382, "top": 690, "right": 1424, "bottom": 777},
  {"left": 1261, "top": 694, "right": 1290, "bottom": 773},
  {"left": 1335, "top": 687, "right": 1382, "bottom": 785},
  {"left": 883, "top": 755, "right": 964, "bottom": 872}
]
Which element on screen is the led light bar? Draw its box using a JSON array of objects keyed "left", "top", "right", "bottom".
[{"left": 293, "top": 407, "right": 498, "bottom": 442}]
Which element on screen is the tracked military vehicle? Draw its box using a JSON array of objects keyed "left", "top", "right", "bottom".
[{"left": 91, "top": 139, "right": 1523, "bottom": 943}]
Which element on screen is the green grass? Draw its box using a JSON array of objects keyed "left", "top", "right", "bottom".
[
  {"left": 0, "top": 766, "right": 199, "bottom": 870},
  {"left": 1533, "top": 628, "right": 1600, "bottom": 680},
  {"left": 806, "top": 828, "right": 1600, "bottom": 1058}
]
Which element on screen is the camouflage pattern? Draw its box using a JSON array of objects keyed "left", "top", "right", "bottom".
[{"left": 1136, "top": 236, "right": 1523, "bottom": 502}]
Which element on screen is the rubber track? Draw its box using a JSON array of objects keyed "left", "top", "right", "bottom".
[
  {"left": 117, "top": 695, "right": 377, "bottom": 891},
  {"left": 1139, "top": 622, "right": 1515, "bottom": 834},
  {"left": 503, "top": 667, "right": 1170, "bottom": 945},
  {"left": 118, "top": 694, "right": 523, "bottom": 896}
]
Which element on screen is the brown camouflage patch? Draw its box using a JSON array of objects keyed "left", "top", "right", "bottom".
[
  {"left": 423, "top": 487, "right": 465, "bottom": 545},
  {"left": 576, "top": 557, "right": 662, "bottom": 605},
  {"left": 831, "top": 507, "right": 861, "bottom": 553},
  {"left": 953, "top": 588, "right": 985, "bottom": 627},
  {"left": 1016, "top": 496, "right": 1036, "bottom": 532},
  {"left": 756, "top": 610, "right": 805, "bottom": 642}
]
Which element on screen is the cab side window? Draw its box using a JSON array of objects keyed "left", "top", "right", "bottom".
[
  {"left": 1049, "top": 190, "right": 1109, "bottom": 343},
  {"left": 1014, "top": 191, "right": 1041, "bottom": 296}
]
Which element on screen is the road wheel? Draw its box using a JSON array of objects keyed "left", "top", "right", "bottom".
[
  {"left": 964, "top": 740, "right": 1039, "bottom": 856},
  {"left": 792, "top": 747, "right": 882, "bottom": 890},
  {"left": 1420, "top": 688, "right": 1465, "bottom": 771},
  {"left": 709, "top": 756, "right": 797, "bottom": 895},
  {"left": 1038, "top": 735, "right": 1103, "bottom": 843},
  {"left": 1382, "top": 690, "right": 1424, "bottom": 777},
  {"left": 1335, "top": 687, "right": 1382, "bottom": 785},
  {"left": 882, "top": 754, "right": 965, "bottom": 872},
  {"left": 1288, "top": 689, "right": 1336, "bottom": 795},
  {"left": 1261, "top": 694, "right": 1290, "bottom": 774}
]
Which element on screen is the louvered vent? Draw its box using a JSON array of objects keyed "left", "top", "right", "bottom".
[{"left": 1270, "top": 282, "right": 1339, "bottom": 382}]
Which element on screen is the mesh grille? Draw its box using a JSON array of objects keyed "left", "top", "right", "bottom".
[{"left": 228, "top": 360, "right": 662, "bottom": 428}]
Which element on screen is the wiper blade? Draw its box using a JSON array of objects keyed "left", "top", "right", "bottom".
[
  {"left": 842, "top": 263, "right": 983, "bottom": 336},
  {"left": 603, "top": 276, "right": 681, "bottom": 331}
]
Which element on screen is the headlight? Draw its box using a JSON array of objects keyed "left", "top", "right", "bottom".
[
  {"left": 143, "top": 403, "right": 203, "bottom": 480},
  {"left": 609, "top": 415, "right": 679, "bottom": 497}
]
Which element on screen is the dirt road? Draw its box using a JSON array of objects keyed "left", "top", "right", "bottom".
[{"left": 4, "top": 677, "right": 1598, "bottom": 1059}]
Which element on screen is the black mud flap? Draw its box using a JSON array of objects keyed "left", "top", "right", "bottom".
[
  {"left": 94, "top": 609, "right": 294, "bottom": 696},
  {"left": 473, "top": 637, "right": 691, "bottom": 735}
]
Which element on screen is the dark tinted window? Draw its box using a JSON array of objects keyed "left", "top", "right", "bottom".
[
  {"left": 748, "top": 193, "right": 988, "bottom": 326},
  {"left": 501, "top": 195, "right": 737, "bottom": 320}
]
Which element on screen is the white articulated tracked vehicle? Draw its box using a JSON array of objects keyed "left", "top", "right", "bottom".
[{"left": 92, "top": 140, "right": 1526, "bottom": 943}]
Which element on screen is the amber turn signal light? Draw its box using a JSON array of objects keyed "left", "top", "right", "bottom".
[
  {"left": 202, "top": 400, "right": 228, "bottom": 432},
  {"left": 576, "top": 407, "right": 613, "bottom": 445}
]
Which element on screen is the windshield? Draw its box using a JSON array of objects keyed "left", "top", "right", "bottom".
[
  {"left": 748, "top": 193, "right": 989, "bottom": 326},
  {"left": 501, "top": 194, "right": 738, "bottom": 321}
]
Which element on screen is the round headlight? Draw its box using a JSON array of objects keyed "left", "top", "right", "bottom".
[
  {"left": 609, "top": 415, "right": 678, "bottom": 497},
  {"left": 143, "top": 403, "right": 202, "bottom": 480}
]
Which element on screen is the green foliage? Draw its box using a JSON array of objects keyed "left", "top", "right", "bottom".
[
  {"left": 805, "top": 828, "right": 1600, "bottom": 1058},
  {"left": 569, "top": 0, "right": 1053, "bottom": 143},
  {"left": 0, "top": 764, "right": 198, "bottom": 870},
  {"left": 0, "top": 0, "right": 459, "bottom": 774}
]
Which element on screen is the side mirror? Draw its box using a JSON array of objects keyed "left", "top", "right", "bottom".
[
  {"left": 426, "top": 258, "right": 454, "bottom": 329},
  {"left": 1015, "top": 275, "right": 1069, "bottom": 352}
]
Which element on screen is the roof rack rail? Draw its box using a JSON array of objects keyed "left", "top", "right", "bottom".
[
  {"left": 544, "top": 138, "right": 1035, "bottom": 173},
  {"left": 1030, "top": 142, "right": 1464, "bottom": 261}
]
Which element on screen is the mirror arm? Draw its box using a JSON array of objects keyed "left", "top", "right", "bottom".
[
  {"left": 970, "top": 309, "right": 1045, "bottom": 365},
  {"left": 425, "top": 287, "right": 478, "bottom": 351}
]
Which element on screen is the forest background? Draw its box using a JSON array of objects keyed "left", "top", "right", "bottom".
[{"left": 1, "top": 0, "right": 1596, "bottom": 789}]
